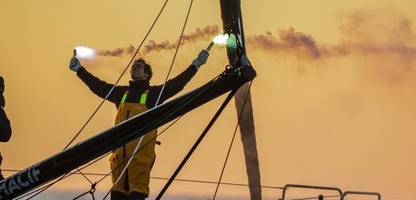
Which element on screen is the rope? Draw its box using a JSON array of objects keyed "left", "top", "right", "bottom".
[
  {"left": 20, "top": 68, "right": 218, "bottom": 200},
  {"left": 18, "top": 1, "right": 171, "bottom": 199},
  {"left": 155, "top": 0, "right": 194, "bottom": 106},
  {"left": 2, "top": 169, "right": 283, "bottom": 190},
  {"left": 64, "top": 0, "right": 169, "bottom": 151},
  {"left": 94, "top": 116, "right": 182, "bottom": 185},
  {"left": 155, "top": 89, "right": 238, "bottom": 200},
  {"left": 15, "top": 152, "right": 111, "bottom": 200},
  {"left": 212, "top": 81, "right": 253, "bottom": 200},
  {"left": 73, "top": 183, "right": 97, "bottom": 200},
  {"left": 103, "top": 0, "right": 195, "bottom": 198},
  {"left": 286, "top": 195, "right": 340, "bottom": 200},
  {"left": 111, "top": 136, "right": 144, "bottom": 189},
  {"left": 100, "top": 75, "right": 221, "bottom": 200},
  {"left": 16, "top": 68, "right": 217, "bottom": 200},
  {"left": 26, "top": 113, "right": 183, "bottom": 200},
  {"left": 94, "top": 70, "right": 222, "bottom": 188},
  {"left": 64, "top": 0, "right": 170, "bottom": 188},
  {"left": 19, "top": 70, "right": 214, "bottom": 200}
]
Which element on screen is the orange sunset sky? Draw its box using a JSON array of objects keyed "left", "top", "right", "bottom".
[{"left": 1, "top": 0, "right": 416, "bottom": 199}]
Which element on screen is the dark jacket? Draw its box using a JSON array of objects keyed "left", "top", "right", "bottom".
[
  {"left": 0, "top": 107, "right": 11, "bottom": 142},
  {"left": 77, "top": 65, "right": 198, "bottom": 108}
]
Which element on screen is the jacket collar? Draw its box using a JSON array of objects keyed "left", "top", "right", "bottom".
[{"left": 129, "top": 80, "right": 149, "bottom": 91}]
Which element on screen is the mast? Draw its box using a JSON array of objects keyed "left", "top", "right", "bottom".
[{"left": 219, "top": 0, "right": 262, "bottom": 199}]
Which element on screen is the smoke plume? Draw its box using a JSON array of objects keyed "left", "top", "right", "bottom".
[
  {"left": 98, "top": 45, "right": 136, "bottom": 57},
  {"left": 247, "top": 28, "right": 322, "bottom": 58},
  {"left": 247, "top": 8, "right": 416, "bottom": 62},
  {"left": 248, "top": 8, "right": 416, "bottom": 83},
  {"left": 97, "top": 25, "right": 219, "bottom": 57}
]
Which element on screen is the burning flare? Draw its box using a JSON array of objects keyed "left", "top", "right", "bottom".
[
  {"left": 74, "top": 46, "right": 96, "bottom": 60},
  {"left": 207, "top": 34, "right": 231, "bottom": 51},
  {"left": 213, "top": 34, "right": 229, "bottom": 45}
]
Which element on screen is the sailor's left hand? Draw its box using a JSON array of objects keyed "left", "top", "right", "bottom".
[
  {"left": 69, "top": 57, "right": 82, "bottom": 72},
  {"left": 192, "top": 50, "right": 209, "bottom": 69}
]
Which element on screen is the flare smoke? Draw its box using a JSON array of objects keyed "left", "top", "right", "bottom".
[
  {"left": 247, "top": 9, "right": 416, "bottom": 61},
  {"left": 98, "top": 25, "right": 219, "bottom": 57}
]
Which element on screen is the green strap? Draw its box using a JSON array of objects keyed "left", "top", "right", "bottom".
[
  {"left": 139, "top": 90, "right": 149, "bottom": 105},
  {"left": 120, "top": 91, "right": 129, "bottom": 104},
  {"left": 120, "top": 90, "right": 149, "bottom": 105}
]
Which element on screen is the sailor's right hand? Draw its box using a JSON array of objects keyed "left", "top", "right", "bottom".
[
  {"left": 69, "top": 57, "right": 82, "bottom": 72},
  {"left": 192, "top": 50, "right": 209, "bottom": 69}
]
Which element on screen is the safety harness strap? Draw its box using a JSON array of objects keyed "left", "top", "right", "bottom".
[
  {"left": 120, "top": 90, "right": 149, "bottom": 105},
  {"left": 121, "top": 91, "right": 129, "bottom": 104},
  {"left": 139, "top": 90, "right": 149, "bottom": 104}
]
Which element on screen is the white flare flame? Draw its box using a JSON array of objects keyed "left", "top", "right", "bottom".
[
  {"left": 74, "top": 46, "right": 96, "bottom": 60},
  {"left": 213, "top": 34, "right": 229, "bottom": 45}
]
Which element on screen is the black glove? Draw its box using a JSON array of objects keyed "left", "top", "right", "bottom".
[
  {"left": 69, "top": 57, "right": 82, "bottom": 72},
  {"left": 191, "top": 50, "right": 209, "bottom": 69}
]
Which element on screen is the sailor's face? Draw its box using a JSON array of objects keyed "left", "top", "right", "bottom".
[{"left": 131, "top": 62, "right": 149, "bottom": 81}]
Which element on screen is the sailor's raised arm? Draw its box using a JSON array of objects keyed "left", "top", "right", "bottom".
[
  {"left": 69, "top": 56, "right": 120, "bottom": 103},
  {"left": 153, "top": 50, "right": 209, "bottom": 104}
]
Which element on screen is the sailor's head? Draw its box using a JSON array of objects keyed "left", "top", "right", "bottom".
[{"left": 131, "top": 58, "right": 153, "bottom": 81}]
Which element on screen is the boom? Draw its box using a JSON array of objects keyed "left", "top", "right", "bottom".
[{"left": 0, "top": 65, "right": 255, "bottom": 200}]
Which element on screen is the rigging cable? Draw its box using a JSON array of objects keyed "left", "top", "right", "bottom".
[
  {"left": 72, "top": 183, "right": 97, "bottom": 200},
  {"left": 100, "top": 76, "right": 222, "bottom": 200},
  {"left": 16, "top": 1, "right": 171, "bottom": 199},
  {"left": 154, "top": 0, "right": 194, "bottom": 106},
  {"left": 94, "top": 116, "right": 183, "bottom": 186},
  {"left": 104, "top": 0, "right": 195, "bottom": 198},
  {"left": 23, "top": 65, "right": 220, "bottom": 200},
  {"left": 15, "top": 152, "right": 110, "bottom": 200},
  {"left": 45, "top": 101, "right": 189, "bottom": 200},
  {"left": 17, "top": 113, "right": 181, "bottom": 200},
  {"left": 16, "top": 116, "right": 168, "bottom": 200},
  {"left": 4, "top": 169, "right": 283, "bottom": 190},
  {"left": 64, "top": 0, "right": 169, "bottom": 151},
  {"left": 287, "top": 195, "right": 340, "bottom": 200},
  {"left": 155, "top": 88, "right": 238, "bottom": 200},
  {"left": 212, "top": 81, "right": 253, "bottom": 200}
]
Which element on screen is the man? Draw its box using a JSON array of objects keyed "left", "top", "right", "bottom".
[
  {"left": 0, "top": 76, "right": 12, "bottom": 180},
  {"left": 69, "top": 50, "right": 209, "bottom": 200}
]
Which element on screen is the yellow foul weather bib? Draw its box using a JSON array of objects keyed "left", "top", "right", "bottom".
[{"left": 110, "top": 90, "right": 157, "bottom": 195}]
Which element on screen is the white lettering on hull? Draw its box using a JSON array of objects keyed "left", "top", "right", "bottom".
[{"left": 0, "top": 165, "right": 41, "bottom": 199}]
